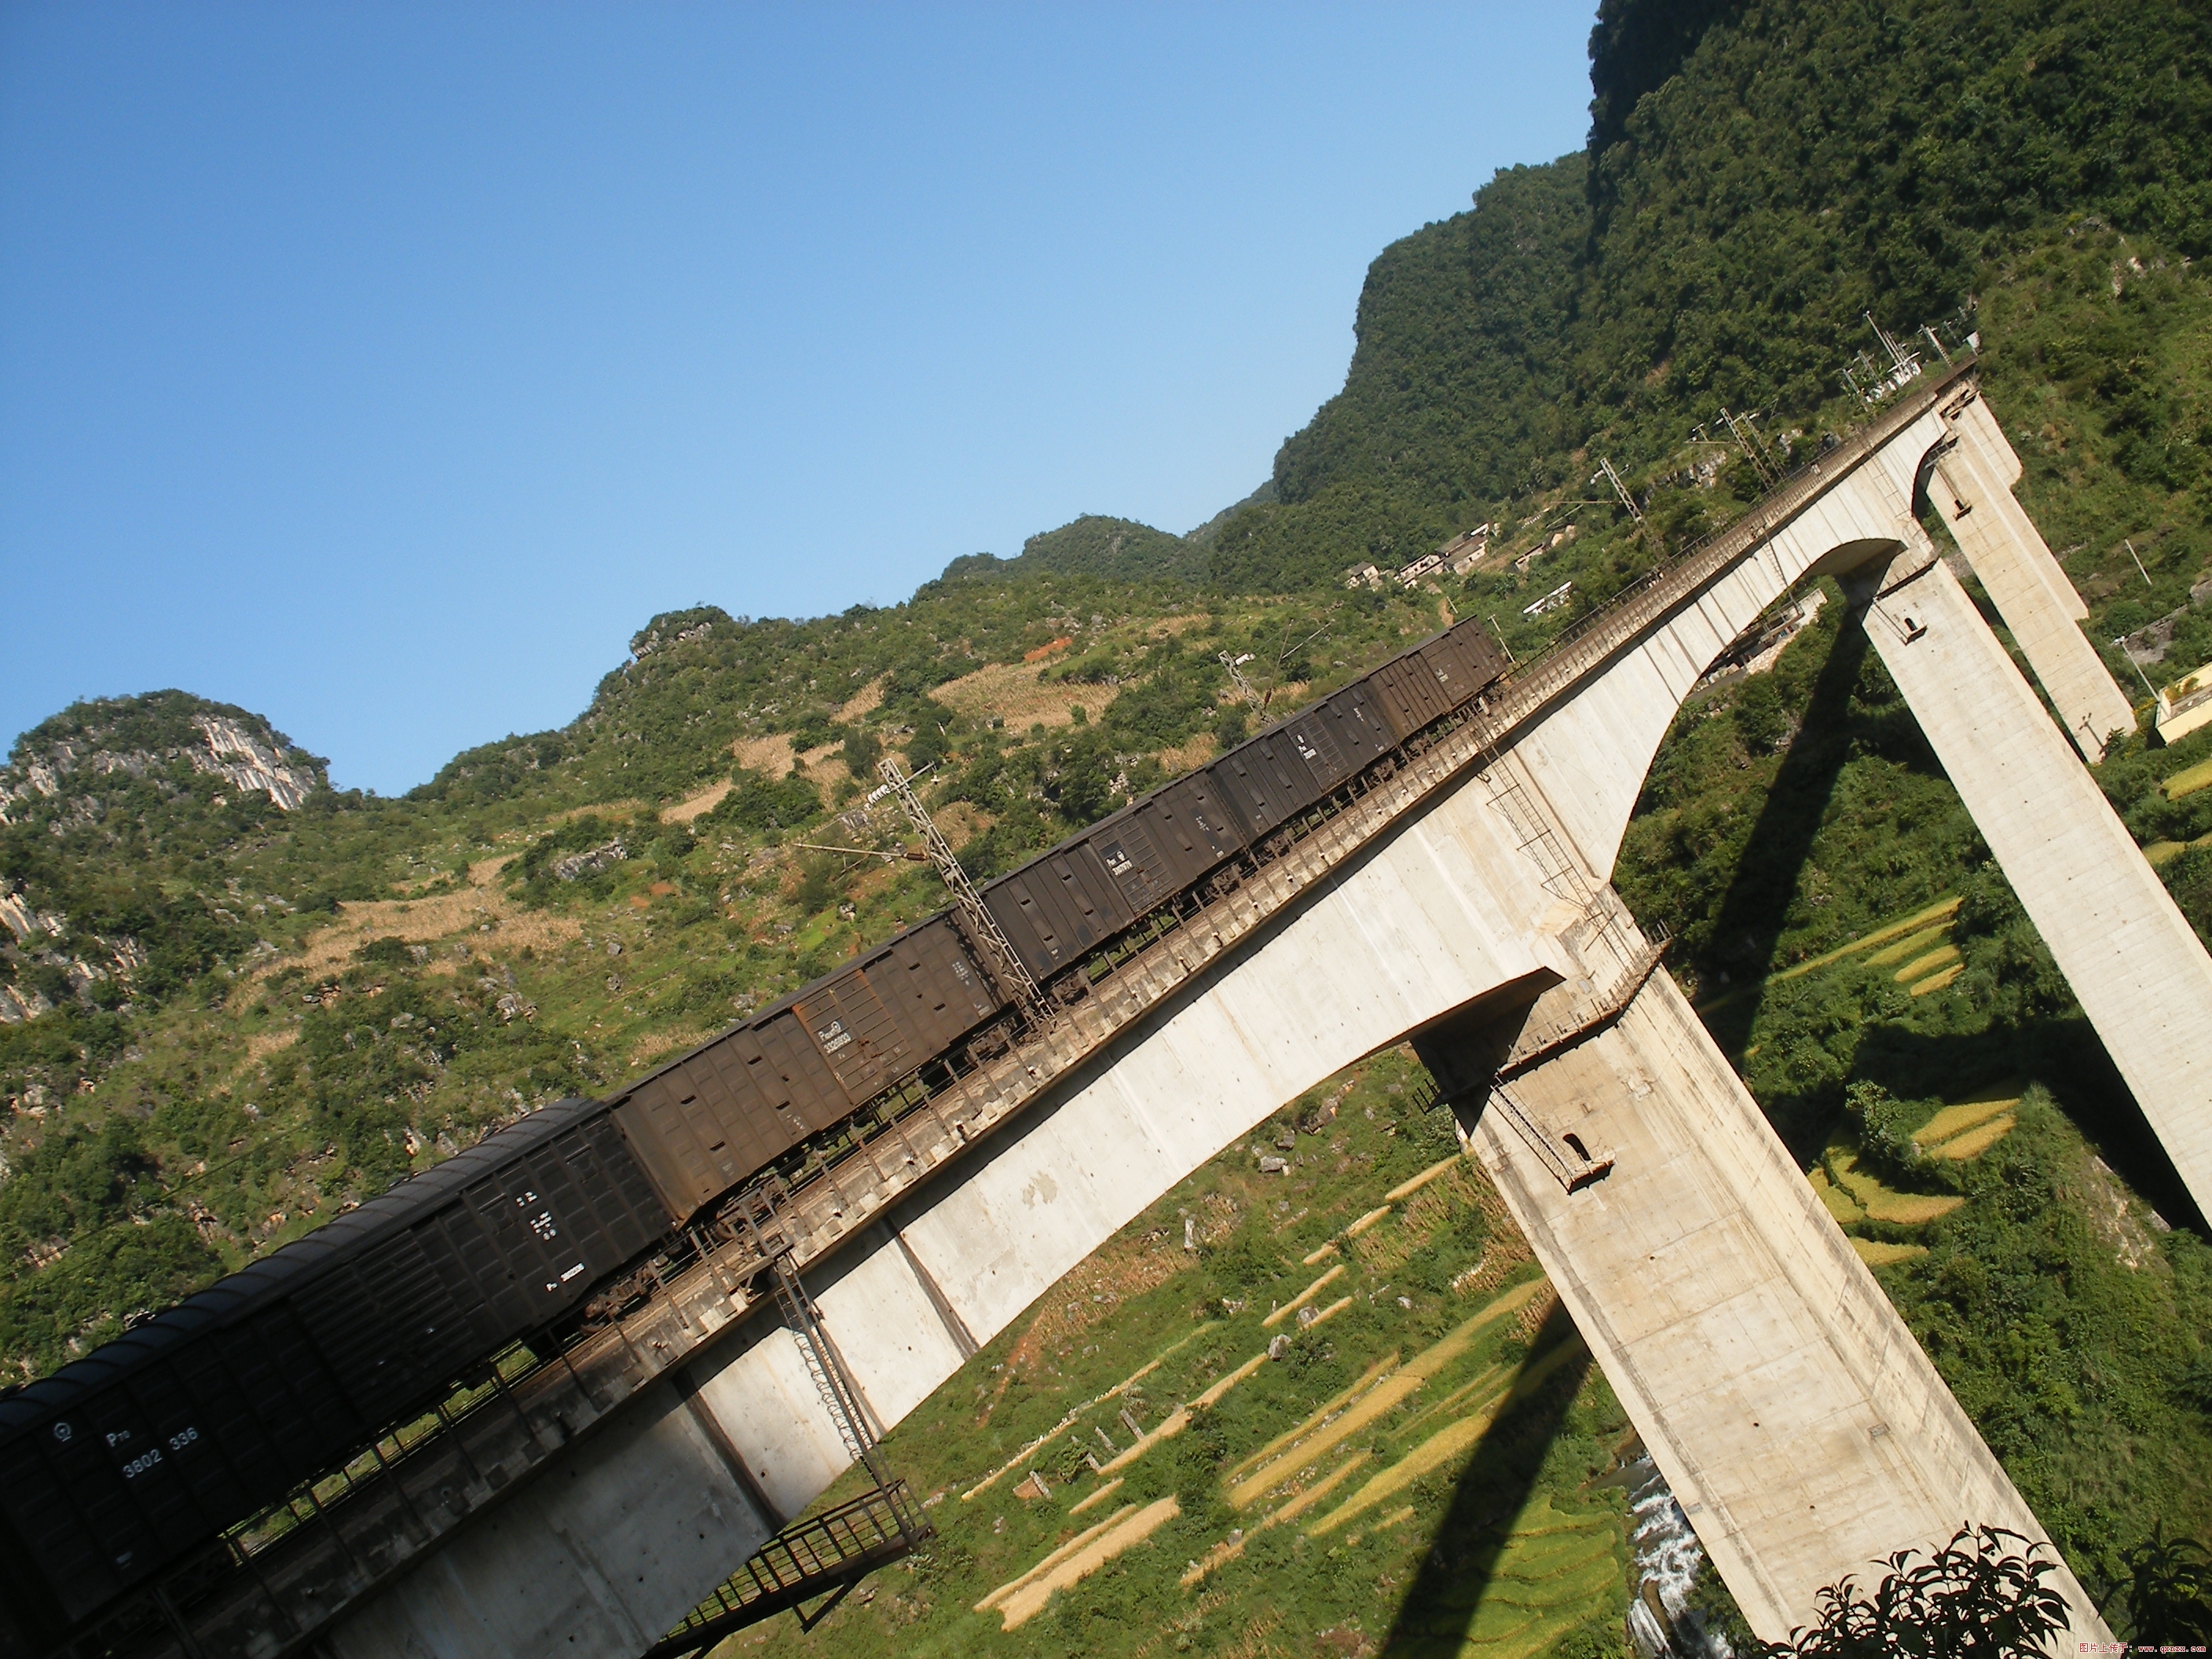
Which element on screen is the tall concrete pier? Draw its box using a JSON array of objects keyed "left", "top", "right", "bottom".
[
  {"left": 1850, "top": 544, "right": 2212, "bottom": 1214},
  {"left": 167, "top": 362, "right": 2211, "bottom": 1659}
]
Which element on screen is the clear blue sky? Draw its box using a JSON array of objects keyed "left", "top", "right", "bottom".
[{"left": 2, "top": 3, "right": 1595, "bottom": 795}]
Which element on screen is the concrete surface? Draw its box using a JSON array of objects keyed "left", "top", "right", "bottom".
[
  {"left": 1456, "top": 968, "right": 2107, "bottom": 1643},
  {"left": 1927, "top": 390, "right": 2136, "bottom": 761},
  {"left": 1851, "top": 548, "right": 2212, "bottom": 1216}
]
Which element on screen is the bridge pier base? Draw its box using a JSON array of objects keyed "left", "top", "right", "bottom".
[
  {"left": 1424, "top": 965, "right": 2108, "bottom": 1645},
  {"left": 1849, "top": 549, "right": 2212, "bottom": 1218}
]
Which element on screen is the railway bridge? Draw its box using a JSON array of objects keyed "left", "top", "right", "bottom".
[{"left": 172, "top": 360, "right": 2212, "bottom": 1659}]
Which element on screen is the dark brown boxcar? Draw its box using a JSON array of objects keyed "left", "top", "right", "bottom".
[
  {"left": 613, "top": 1006, "right": 846, "bottom": 1219},
  {"left": 292, "top": 1102, "right": 664, "bottom": 1425},
  {"left": 0, "top": 1098, "right": 666, "bottom": 1643},
  {"left": 984, "top": 842, "right": 1137, "bottom": 982},
  {"left": 1137, "top": 770, "right": 1248, "bottom": 877},
  {"left": 1078, "top": 803, "right": 1180, "bottom": 917},
  {"left": 1414, "top": 618, "right": 1506, "bottom": 709},
  {"left": 1368, "top": 648, "right": 1456, "bottom": 739},
  {"left": 794, "top": 917, "right": 1002, "bottom": 1104},
  {"left": 1310, "top": 679, "right": 1398, "bottom": 778},
  {"left": 1209, "top": 729, "right": 1324, "bottom": 838}
]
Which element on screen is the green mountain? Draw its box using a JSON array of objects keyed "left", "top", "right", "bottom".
[
  {"left": 947, "top": 513, "right": 1210, "bottom": 585},
  {"left": 1212, "top": 0, "right": 2212, "bottom": 598}
]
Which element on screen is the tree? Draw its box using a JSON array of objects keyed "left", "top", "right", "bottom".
[
  {"left": 1758, "top": 1526, "right": 2071, "bottom": 1659},
  {"left": 2108, "top": 1525, "right": 2212, "bottom": 1648}
]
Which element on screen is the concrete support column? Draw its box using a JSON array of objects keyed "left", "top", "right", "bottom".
[
  {"left": 1437, "top": 968, "right": 2108, "bottom": 1645},
  {"left": 1849, "top": 551, "right": 2212, "bottom": 1216},
  {"left": 1927, "top": 394, "right": 2135, "bottom": 761}
]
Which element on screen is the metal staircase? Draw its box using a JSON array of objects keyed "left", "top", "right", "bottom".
[
  {"left": 642, "top": 1192, "right": 929, "bottom": 1655},
  {"left": 640, "top": 1481, "right": 932, "bottom": 1657}
]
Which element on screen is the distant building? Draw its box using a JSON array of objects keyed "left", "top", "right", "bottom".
[
  {"left": 1342, "top": 562, "right": 1383, "bottom": 591},
  {"left": 2156, "top": 662, "right": 2212, "bottom": 744},
  {"left": 1522, "top": 580, "right": 1574, "bottom": 617},
  {"left": 1396, "top": 553, "right": 1444, "bottom": 587},
  {"left": 1440, "top": 526, "right": 1492, "bottom": 575}
]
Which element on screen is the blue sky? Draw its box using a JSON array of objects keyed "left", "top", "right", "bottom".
[{"left": 2, "top": 3, "right": 1594, "bottom": 795}]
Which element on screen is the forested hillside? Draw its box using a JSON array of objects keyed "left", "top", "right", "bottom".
[
  {"left": 7, "top": 0, "right": 2212, "bottom": 1645},
  {"left": 1213, "top": 0, "right": 2211, "bottom": 607}
]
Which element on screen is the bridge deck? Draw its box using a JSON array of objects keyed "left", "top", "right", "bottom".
[{"left": 147, "top": 360, "right": 1979, "bottom": 1659}]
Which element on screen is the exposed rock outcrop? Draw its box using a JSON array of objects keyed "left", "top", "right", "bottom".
[{"left": 0, "top": 694, "right": 322, "bottom": 824}]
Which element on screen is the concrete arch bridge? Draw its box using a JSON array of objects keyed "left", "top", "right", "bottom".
[{"left": 175, "top": 361, "right": 2212, "bottom": 1659}]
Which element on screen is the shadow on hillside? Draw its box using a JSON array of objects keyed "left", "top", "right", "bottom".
[
  {"left": 1698, "top": 621, "right": 1870, "bottom": 1061},
  {"left": 1851, "top": 1017, "right": 2207, "bottom": 1234},
  {"left": 1379, "top": 1302, "right": 1591, "bottom": 1655}
]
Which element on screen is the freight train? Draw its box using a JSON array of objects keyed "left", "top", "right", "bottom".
[{"left": 0, "top": 617, "right": 1508, "bottom": 1656}]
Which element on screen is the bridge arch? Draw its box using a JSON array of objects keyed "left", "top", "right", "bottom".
[{"left": 317, "top": 370, "right": 2201, "bottom": 1658}]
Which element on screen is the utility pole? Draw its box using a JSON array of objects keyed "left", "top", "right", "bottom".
[
  {"left": 2113, "top": 638, "right": 2160, "bottom": 703},
  {"left": 872, "top": 758, "right": 1046, "bottom": 1019},
  {"left": 2126, "top": 538, "right": 2153, "bottom": 588},
  {"left": 1719, "top": 407, "right": 1778, "bottom": 488},
  {"left": 1593, "top": 456, "right": 1643, "bottom": 523},
  {"left": 1218, "top": 651, "right": 1265, "bottom": 711},
  {"left": 1866, "top": 313, "right": 1922, "bottom": 390}
]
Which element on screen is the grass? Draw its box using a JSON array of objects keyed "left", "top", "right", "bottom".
[
  {"left": 2161, "top": 756, "right": 2212, "bottom": 800},
  {"left": 1911, "top": 1089, "right": 2021, "bottom": 1148},
  {"left": 1763, "top": 898, "right": 1961, "bottom": 983}
]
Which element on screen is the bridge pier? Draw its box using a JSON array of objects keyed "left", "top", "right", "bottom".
[
  {"left": 1925, "top": 390, "right": 2136, "bottom": 760},
  {"left": 1419, "top": 960, "right": 2106, "bottom": 1644},
  {"left": 1848, "top": 547, "right": 2212, "bottom": 1217}
]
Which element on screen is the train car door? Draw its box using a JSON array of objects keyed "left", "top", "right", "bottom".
[
  {"left": 797, "top": 961, "right": 912, "bottom": 1106},
  {"left": 1317, "top": 681, "right": 1395, "bottom": 772},
  {"left": 983, "top": 843, "right": 1133, "bottom": 980},
  {"left": 878, "top": 917, "right": 1002, "bottom": 1056},
  {"left": 1084, "top": 808, "right": 1175, "bottom": 915},
  {"left": 1139, "top": 771, "right": 1249, "bottom": 876},
  {"left": 1278, "top": 707, "right": 1351, "bottom": 792}
]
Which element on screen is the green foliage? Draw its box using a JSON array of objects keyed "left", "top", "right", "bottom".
[
  {"left": 2109, "top": 1525, "right": 2212, "bottom": 1645},
  {"left": 1212, "top": 0, "right": 2212, "bottom": 599},
  {"left": 998, "top": 515, "right": 1207, "bottom": 585},
  {"left": 1756, "top": 1525, "right": 2071, "bottom": 1659},
  {"left": 706, "top": 768, "right": 825, "bottom": 836}
]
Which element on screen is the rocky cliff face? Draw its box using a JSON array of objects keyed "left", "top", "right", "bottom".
[
  {"left": 2, "top": 693, "right": 324, "bottom": 827},
  {"left": 1, "top": 693, "right": 326, "bottom": 1024}
]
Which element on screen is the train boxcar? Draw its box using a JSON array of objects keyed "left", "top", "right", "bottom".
[
  {"left": 1314, "top": 679, "right": 1400, "bottom": 778},
  {"left": 793, "top": 917, "right": 1003, "bottom": 1105},
  {"left": 1064, "top": 767, "right": 1251, "bottom": 925},
  {"left": 611, "top": 1016, "right": 830, "bottom": 1221},
  {"left": 983, "top": 841, "right": 1139, "bottom": 983},
  {"left": 1415, "top": 618, "right": 1507, "bottom": 709},
  {"left": 1208, "top": 728, "right": 1325, "bottom": 840},
  {"left": 1367, "top": 618, "right": 1506, "bottom": 740},
  {"left": 0, "top": 1097, "right": 668, "bottom": 1650},
  {"left": 611, "top": 914, "right": 1003, "bottom": 1220},
  {"left": 1129, "top": 770, "right": 1247, "bottom": 884}
]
